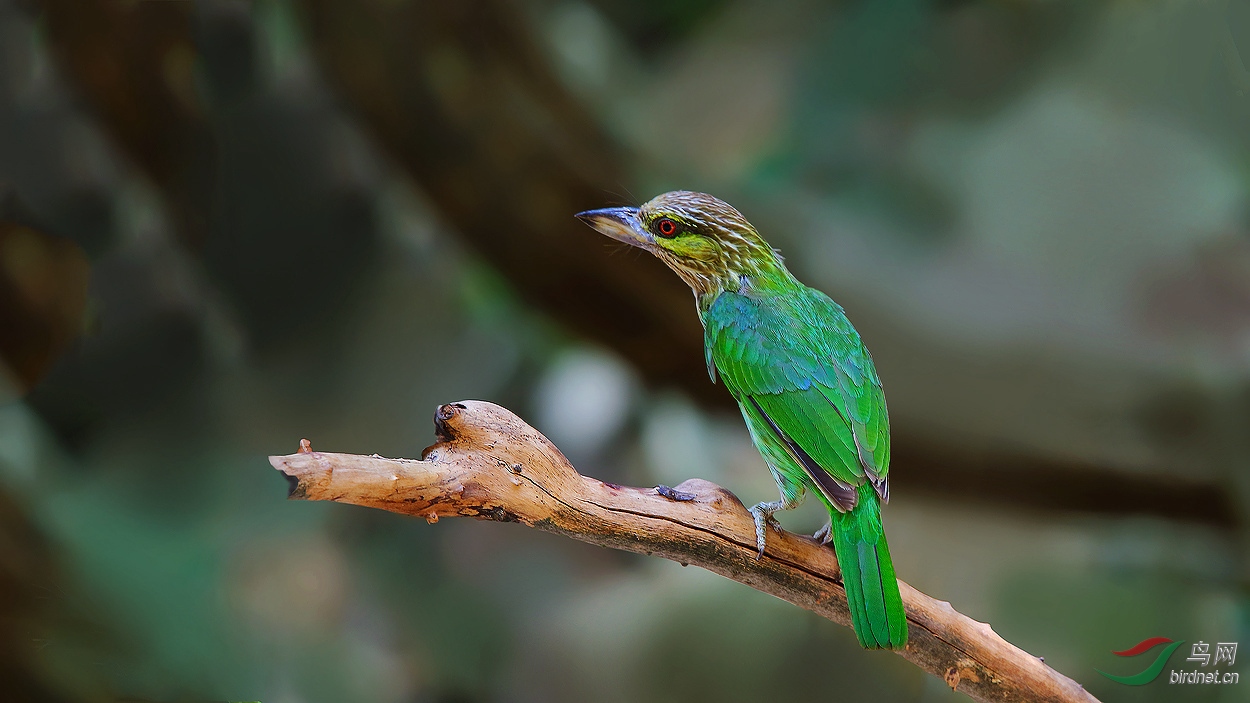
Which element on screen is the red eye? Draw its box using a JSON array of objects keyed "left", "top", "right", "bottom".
[{"left": 657, "top": 218, "right": 677, "bottom": 238}]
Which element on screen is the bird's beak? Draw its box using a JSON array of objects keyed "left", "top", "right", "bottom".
[{"left": 575, "top": 207, "right": 652, "bottom": 249}]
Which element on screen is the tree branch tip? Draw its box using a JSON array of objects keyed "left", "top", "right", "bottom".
[
  {"left": 268, "top": 454, "right": 308, "bottom": 499},
  {"left": 283, "top": 472, "right": 302, "bottom": 498}
]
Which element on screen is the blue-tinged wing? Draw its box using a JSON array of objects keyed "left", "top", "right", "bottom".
[{"left": 704, "top": 287, "right": 891, "bottom": 506}]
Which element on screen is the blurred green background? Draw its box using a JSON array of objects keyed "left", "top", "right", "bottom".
[{"left": 1, "top": 1, "right": 1248, "bottom": 701}]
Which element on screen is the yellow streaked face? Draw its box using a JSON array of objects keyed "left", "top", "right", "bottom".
[{"left": 577, "top": 191, "right": 772, "bottom": 294}]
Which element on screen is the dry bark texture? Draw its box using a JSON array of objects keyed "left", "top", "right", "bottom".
[{"left": 270, "top": 400, "right": 1100, "bottom": 703}]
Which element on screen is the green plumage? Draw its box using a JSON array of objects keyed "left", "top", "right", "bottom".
[
  {"left": 704, "top": 281, "right": 906, "bottom": 650},
  {"left": 576, "top": 190, "right": 908, "bottom": 650}
]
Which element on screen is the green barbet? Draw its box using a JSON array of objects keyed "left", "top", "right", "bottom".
[{"left": 577, "top": 191, "right": 907, "bottom": 650}]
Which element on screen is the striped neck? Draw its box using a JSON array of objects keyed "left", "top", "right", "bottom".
[{"left": 694, "top": 256, "right": 795, "bottom": 314}]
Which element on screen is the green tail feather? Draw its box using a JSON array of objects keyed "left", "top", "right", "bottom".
[{"left": 831, "top": 485, "right": 907, "bottom": 649}]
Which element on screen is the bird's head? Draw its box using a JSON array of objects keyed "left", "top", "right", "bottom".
[{"left": 576, "top": 191, "right": 783, "bottom": 298}]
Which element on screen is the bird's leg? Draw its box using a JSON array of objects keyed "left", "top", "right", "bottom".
[
  {"left": 748, "top": 501, "right": 784, "bottom": 558},
  {"left": 812, "top": 520, "right": 833, "bottom": 545},
  {"left": 748, "top": 494, "right": 801, "bottom": 558}
]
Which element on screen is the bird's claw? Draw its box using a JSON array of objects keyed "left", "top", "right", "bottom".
[
  {"left": 748, "top": 503, "right": 784, "bottom": 559},
  {"left": 812, "top": 520, "right": 833, "bottom": 545}
]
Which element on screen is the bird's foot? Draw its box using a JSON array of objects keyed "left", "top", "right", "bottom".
[
  {"left": 812, "top": 520, "right": 833, "bottom": 545},
  {"left": 748, "top": 500, "right": 787, "bottom": 559}
]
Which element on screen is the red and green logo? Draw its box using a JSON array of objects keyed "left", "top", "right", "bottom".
[{"left": 1097, "top": 637, "right": 1186, "bottom": 685}]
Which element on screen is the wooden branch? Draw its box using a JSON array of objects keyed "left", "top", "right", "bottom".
[{"left": 270, "top": 401, "right": 1100, "bottom": 703}]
